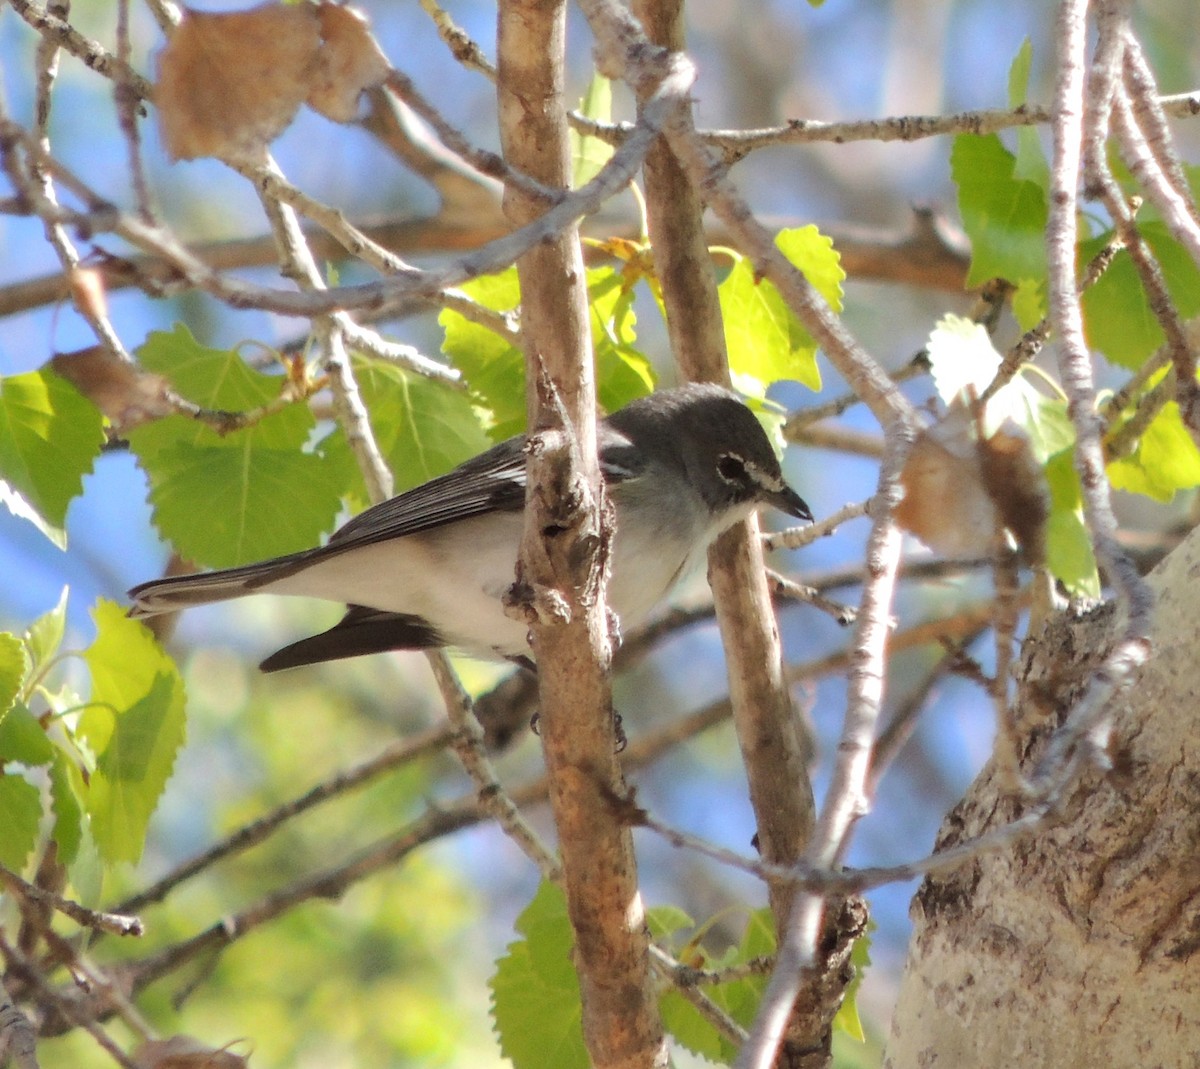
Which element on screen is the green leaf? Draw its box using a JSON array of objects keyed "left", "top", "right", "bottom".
[
  {"left": 646, "top": 904, "right": 695, "bottom": 941},
  {"left": 0, "top": 633, "right": 25, "bottom": 725},
  {"left": 442, "top": 266, "right": 657, "bottom": 437},
  {"left": 354, "top": 363, "right": 490, "bottom": 494},
  {"left": 1082, "top": 223, "right": 1200, "bottom": 369},
  {"left": 951, "top": 134, "right": 1048, "bottom": 294},
  {"left": 589, "top": 267, "right": 656, "bottom": 413},
  {"left": 1044, "top": 450, "right": 1100, "bottom": 597},
  {"left": 128, "top": 418, "right": 344, "bottom": 568},
  {"left": 832, "top": 924, "right": 872, "bottom": 1041},
  {"left": 80, "top": 600, "right": 187, "bottom": 864},
  {"left": 1108, "top": 401, "right": 1200, "bottom": 502},
  {"left": 570, "top": 72, "right": 614, "bottom": 188},
  {"left": 1007, "top": 40, "right": 1050, "bottom": 192},
  {"left": 0, "top": 702, "right": 53, "bottom": 765},
  {"left": 137, "top": 325, "right": 297, "bottom": 428},
  {"left": 23, "top": 588, "right": 68, "bottom": 679},
  {"left": 0, "top": 773, "right": 42, "bottom": 870},
  {"left": 439, "top": 269, "right": 526, "bottom": 440},
  {"left": 0, "top": 368, "right": 106, "bottom": 547},
  {"left": 49, "top": 750, "right": 84, "bottom": 864},
  {"left": 661, "top": 909, "right": 776, "bottom": 1064},
  {"left": 721, "top": 225, "right": 839, "bottom": 398},
  {"left": 128, "top": 327, "right": 344, "bottom": 567},
  {"left": 924, "top": 314, "right": 1068, "bottom": 448},
  {"left": 490, "top": 880, "right": 588, "bottom": 1069}
]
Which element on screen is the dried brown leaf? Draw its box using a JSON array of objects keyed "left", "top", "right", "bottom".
[
  {"left": 896, "top": 419, "right": 999, "bottom": 558},
  {"left": 308, "top": 3, "right": 391, "bottom": 122},
  {"left": 48, "top": 348, "right": 175, "bottom": 433},
  {"left": 156, "top": 2, "right": 322, "bottom": 163},
  {"left": 897, "top": 412, "right": 1048, "bottom": 561},
  {"left": 978, "top": 423, "right": 1048, "bottom": 566}
]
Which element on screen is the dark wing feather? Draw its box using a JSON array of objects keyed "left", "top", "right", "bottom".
[
  {"left": 259, "top": 606, "right": 443, "bottom": 672},
  {"left": 251, "top": 436, "right": 529, "bottom": 587},
  {"left": 248, "top": 424, "right": 644, "bottom": 589}
]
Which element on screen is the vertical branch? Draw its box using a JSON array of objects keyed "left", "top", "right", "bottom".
[
  {"left": 1035, "top": 0, "right": 1152, "bottom": 785},
  {"left": 737, "top": 446, "right": 906, "bottom": 1069},
  {"left": 629, "top": 0, "right": 815, "bottom": 929},
  {"left": 496, "top": 3, "right": 664, "bottom": 1068}
]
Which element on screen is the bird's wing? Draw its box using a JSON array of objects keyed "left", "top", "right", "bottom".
[
  {"left": 329, "top": 437, "right": 528, "bottom": 546},
  {"left": 251, "top": 425, "right": 643, "bottom": 586}
]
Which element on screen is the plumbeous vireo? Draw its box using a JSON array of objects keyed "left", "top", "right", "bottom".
[{"left": 129, "top": 383, "right": 812, "bottom": 671}]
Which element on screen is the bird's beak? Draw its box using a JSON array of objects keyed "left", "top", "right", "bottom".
[{"left": 766, "top": 484, "right": 813, "bottom": 523}]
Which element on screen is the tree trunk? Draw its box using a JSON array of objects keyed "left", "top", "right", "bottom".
[{"left": 885, "top": 527, "right": 1200, "bottom": 1067}]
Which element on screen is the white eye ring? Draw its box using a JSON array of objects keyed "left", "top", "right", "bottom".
[{"left": 717, "top": 453, "right": 748, "bottom": 484}]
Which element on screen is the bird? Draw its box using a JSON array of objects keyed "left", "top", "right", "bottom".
[{"left": 128, "top": 383, "right": 811, "bottom": 672}]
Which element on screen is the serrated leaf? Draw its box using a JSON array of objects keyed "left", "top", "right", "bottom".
[
  {"left": 0, "top": 633, "right": 25, "bottom": 724},
  {"left": 81, "top": 600, "right": 186, "bottom": 864},
  {"left": 442, "top": 265, "right": 657, "bottom": 435},
  {"left": 925, "top": 314, "right": 1062, "bottom": 444},
  {"left": 1108, "top": 401, "right": 1200, "bottom": 501},
  {"left": 490, "top": 881, "right": 587, "bottom": 1069},
  {"left": 0, "top": 703, "right": 53, "bottom": 766},
  {"left": 570, "top": 72, "right": 614, "bottom": 188},
  {"left": 589, "top": 267, "right": 656, "bottom": 412},
  {"left": 1082, "top": 223, "right": 1200, "bottom": 369},
  {"left": 138, "top": 325, "right": 292, "bottom": 419},
  {"left": 338, "top": 362, "right": 491, "bottom": 497},
  {"left": 721, "top": 225, "right": 839, "bottom": 398},
  {"left": 24, "top": 588, "right": 68, "bottom": 678},
  {"left": 0, "top": 368, "right": 106, "bottom": 545},
  {"left": 49, "top": 750, "right": 84, "bottom": 864},
  {"left": 951, "top": 134, "right": 1048, "bottom": 289},
  {"left": 0, "top": 774, "right": 41, "bottom": 870},
  {"left": 440, "top": 269, "right": 526, "bottom": 441},
  {"left": 127, "top": 423, "right": 344, "bottom": 568}
]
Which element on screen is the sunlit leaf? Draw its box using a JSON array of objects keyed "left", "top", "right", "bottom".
[
  {"left": 570, "top": 72, "right": 614, "bottom": 188},
  {"left": 440, "top": 269, "right": 526, "bottom": 440},
  {"left": 23, "top": 587, "right": 68, "bottom": 679},
  {"left": 490, "top": 881, "right": 588, "bottom": 1069},
  {"left": 1007, "top": 40, "right": 1049, "bottom": 192},
  {"left": 1044, "top": 450, "right": 1100, "bottom": 597},
  {"left": 0, "top": 774, "right": 41, "bottom": 870},
  {"left": 1108, "top": 401, "right": 1200, "bottom": 502},
  {"left": 951, "top": 134, "right": 1048, "bottom": 297},
  {"left": 0, "top": 368, "right": 105, "bottom": 546},
  {"left": 80, "top": 601, "right": 187, "bottom": 864},
  {"left": 721, "top": 225, "right": 838, "bottom": 398},
  {"left": 128, "top": 426, "right": 345, "bottom": 568},
  {"left": 0, "top": 634, "right": 25, "bottom": 726},
  {"left": 1082, "top": 224, "right": 1200, "bottom": 369},
  {"left": 589, "top": 266, "right": 656, "bottom": 413}
]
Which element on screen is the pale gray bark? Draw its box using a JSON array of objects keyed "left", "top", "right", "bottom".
[{"left": 885, "top": 525, "right": 1200, "bottom": 1067}]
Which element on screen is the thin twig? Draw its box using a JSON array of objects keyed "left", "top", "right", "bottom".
[
  {"left": 0, "top": 936, "right": 139, "bottom": 1069},
  {"left": 114, "top": 725, "right": 454, "bottom": 915},
  {"left": 425, "top": 652, "right": 559, "bottom": 881},
  {"left": 0, "top": 865, "right": 142, "bottom": 938},
  {"left": 1034, "top": 0, "right": 1153, "bottom": 796}
]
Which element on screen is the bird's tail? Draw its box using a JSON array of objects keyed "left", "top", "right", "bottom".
[{"left": 128, "top": 555, "right": 304, "bottom": 618}]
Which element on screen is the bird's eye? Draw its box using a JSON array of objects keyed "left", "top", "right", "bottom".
[{"left": 717, "top": 453, "right": 748, "bottom": 484}]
